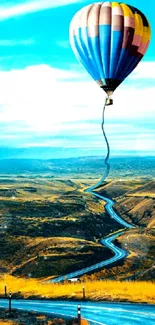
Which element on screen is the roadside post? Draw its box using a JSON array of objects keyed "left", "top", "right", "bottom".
[
  {"left": 78, "top": 305, "right": 81, "bottom": 325},
  {"left": 4, "top": 284, "right": 7, "bottom": 297},
  {"left": 82, "top": 285, "right": 86, "bottom": 300},
  {"left": 9, "top": 291, "right": 12, "bottom": 313}
]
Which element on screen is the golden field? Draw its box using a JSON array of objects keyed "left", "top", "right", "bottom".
[
  {"left": 0, "top": 275, "right": 154, "bottom": 304},
  {"left": 0, "top": 322, "right": 14, "bottom": 325}
]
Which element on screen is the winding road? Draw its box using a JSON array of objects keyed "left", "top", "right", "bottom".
[
  {"left": 51, "top": 185, "right": 134, "bottom": 283},
  {"left": 1, "top": 172, "right": 154, "bottom": 325},
  {"left": 0, "top": 299, "right": 155, "bottom": 325},
  {"left": 50, "top": 103, "right": 135, "bottom": 282}
]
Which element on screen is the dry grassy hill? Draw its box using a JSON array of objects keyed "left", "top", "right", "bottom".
[
  {"left": 80, "top": 180, "right": 155, "bottom": 281},
  {"left": 0, "top": 176, "right": 120, "bottom": 278},
  {"left": 81, "top": 227, "right": 155, "bottom": 281},
  {"left": 99, "top": 179, "right": 155, "bottom": 227},
  {"left": 0, "top": 235, "right": 113, "bottom": 278},
  {"left": 0, "top": 174, "right": 154, "bottom": 281}
]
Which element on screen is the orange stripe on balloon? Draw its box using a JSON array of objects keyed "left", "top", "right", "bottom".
[
  {"left": 111, "top": 3, "right": 123, "bottom": 31},
  {"left": 103, "top": 2, "right": 111, "bottom": 7},
  {"left": 88, "top": 4, "right": 102, "bottom": 37},
  {"left": 132, "top": 34, "right": 142, "bottom": 47},
  {"left": 79, "top": 5, "right": 93, "bottom": 28},
  {"left": 112, "top": 15, "right": 124, "bottom": 31},
  {"left": 99, "top": 2, "right": 111, "bottom": 25},
  {"left": 138, "top": 40, "right": 150, "bottom": 55},
  {"left": 70, "top": 5, "right": 93, "bottom": 36},
  {"left": 112, "top": 5, "right": 123, "bottom": 16},
  {"left": 124, "top": 16, "right": 134, "bottom": 28}
]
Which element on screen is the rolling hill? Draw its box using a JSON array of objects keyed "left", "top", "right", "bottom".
[{"left": 0, "top": 156, "right": 154, "bottom": 280}]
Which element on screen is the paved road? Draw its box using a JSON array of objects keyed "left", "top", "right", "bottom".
[
  {"left": 0, "top": 299, "right": 155, "bottom": 325},
  {"left": 50, "top": 186, "right": 134, "bottom": 283},
  {"left": 91, "top": 192, "right": 134, "bottom": 229},
  {"left": 50, "top": 231, "right": 127, "bottom": 283}
]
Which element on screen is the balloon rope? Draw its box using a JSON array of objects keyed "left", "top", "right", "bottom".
[
  {"left": 101, "top": 98, "right": 110, "bottom": 179},
  {"left": 86, "top": 98, "right": 110, "bottom": 192}
]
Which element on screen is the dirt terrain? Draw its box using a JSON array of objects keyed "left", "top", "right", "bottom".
[{"left": 0, "top": 173, "right": 154, "bottom": 280}]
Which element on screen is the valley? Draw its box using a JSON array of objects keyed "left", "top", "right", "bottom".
[{"left": 0, "top": 158, "right": 154, "bottom": 281}]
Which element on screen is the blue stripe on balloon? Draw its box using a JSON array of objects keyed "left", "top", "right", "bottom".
[
  {"left": 87, "top": 32, "right": 105, "bottom": 81},
  {"left": 73, "top": 31, "right": 99, "bottom": 81},
  {"left": 123, "top": 55, "right": 142, "bottom": 79},
  {"left": 114, "top": 48, "right": 130, "bottom": 79},
  {"left": 110, "top": 30, "right": 124, "bottom": 79},
  {"left": 79, "top": 27, "right": 101, "bottom": 80},
  {"left": 99, "top": 25, "right": 111, "bottom": 79},
  {"left": 116, "top": 50, "right": 140, "bottom": 80}
]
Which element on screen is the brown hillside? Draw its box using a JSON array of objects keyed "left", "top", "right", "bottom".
[
  {"left": 81, "top": 228, "right": 155, "bottom": 281},
  {"left": 0, "top": 235, "right": 113, "bottom": 278},
  {"left": 99, "top": 180, "right": 155, "bottom": 227}
]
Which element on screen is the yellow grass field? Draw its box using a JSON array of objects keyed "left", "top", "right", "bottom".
[
  {"left": 0, "top": 320, "right": 15, "bottom": 325},
  {"left": 0, "top": 275, "right": 154, "bottom": 304}
]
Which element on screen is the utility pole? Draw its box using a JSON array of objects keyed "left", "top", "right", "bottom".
[
  {"left": 9, "top": 291, "right": 12, "bottom": 313},
  {"left": 82, "top": 285, "right": 86, "bottom": 300},
  {"left": 4, "top": 284, "right": 7, "bottom": 298},
  {"left": 77, "top": 305, "right": 81, "bottom": 325}
]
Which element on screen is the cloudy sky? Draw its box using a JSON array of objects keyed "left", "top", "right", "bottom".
[{"left": 0, "top": 0, "right": 154, "bottom": 159}]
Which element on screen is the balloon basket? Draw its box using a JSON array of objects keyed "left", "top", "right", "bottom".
[{"left": 106, "top": 98, "right": 113, "bottom": 106}]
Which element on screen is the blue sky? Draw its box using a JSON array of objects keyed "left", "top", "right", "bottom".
[{"left": 0, "top": 0, "right": 154, "bottom": 159}]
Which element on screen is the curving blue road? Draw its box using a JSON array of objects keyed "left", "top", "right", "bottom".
[
  {"left": 90, "top": 191, "right": 134, "bottom": 229},
  {"left": 49, "top": 108, "right": 136, "bottom": 282},
  {"left": 50, "top": 231, "right": 127, "bottom": 283},
  {"left": 50, "top": 185, "right": 134, "bottom": 283},
  {"left": 0, "top": 299, "right": 155, "bottom": 325}
]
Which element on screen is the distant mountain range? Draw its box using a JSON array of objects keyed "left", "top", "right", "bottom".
[{"left": 0, "top": 156, "right": 154, "bottom": 178}]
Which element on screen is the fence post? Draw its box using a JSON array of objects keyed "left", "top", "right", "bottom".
[
  {"left": 78, "top": 305, "right": 81, "bottom": 325},
  {"left": 82, "top": 285, "right": 86, "bottom": 300},
  {"left": 4, "top": 284, "right": 7, "bottom": 298},
  {"left": 9, "top": 291, "right": 12, "bottom": 313}
]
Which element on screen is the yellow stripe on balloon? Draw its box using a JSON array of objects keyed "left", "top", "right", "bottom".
[
  {"left": 131, "top": 14, "right": 143, "bottom": 47},
  {"left": 134, "top": 13, "right": 143, "bottom": 37},
  {"left": 147, "top": 24, "right": 151, "bottom": 40},
  {"left": 141, "top": 26, "right": 151, "bottom": 43},
  {"left": 120, "top": 4, "right": 134, "bottom": 18},
  {"left": 112, "top": 2, "right": 120, "bottom": 8}
]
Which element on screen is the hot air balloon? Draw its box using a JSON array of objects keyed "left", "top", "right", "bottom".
[
  {"left": 69, "top": 2, "right": 151, "bottom": 106},
  {"left": 69, "top": 2, "right": 151, "bottom": 188}
]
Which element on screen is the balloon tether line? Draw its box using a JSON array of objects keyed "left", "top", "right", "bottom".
[
  {"left": 101, "top": 97, "right": 110, "bottom": 180},
  {"left": 86, "top": 97, "right": 110, "bottom": 192}
]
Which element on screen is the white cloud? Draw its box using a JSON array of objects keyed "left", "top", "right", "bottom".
[
  {"left": 135, "top": 134, "right": 155, "bottom": 151},
  {"left": 129, "top": 61, "right": 155, "bottom": 79},
  {"left": 0, "top": 39, "right": 35, "bottom": 46},
  {"left": 0, "top": 63, "right": 154, "bottom": 126},
  {"left": 0, "top": 0, "right": 81, "bottom": 19},
  {"left": 0, "top": 63, "right": 154, "bottom": 152}
]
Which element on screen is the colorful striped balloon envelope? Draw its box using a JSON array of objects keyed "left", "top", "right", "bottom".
[{"left": 69, "top": 2, "right": 151, "bottom": 98}]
